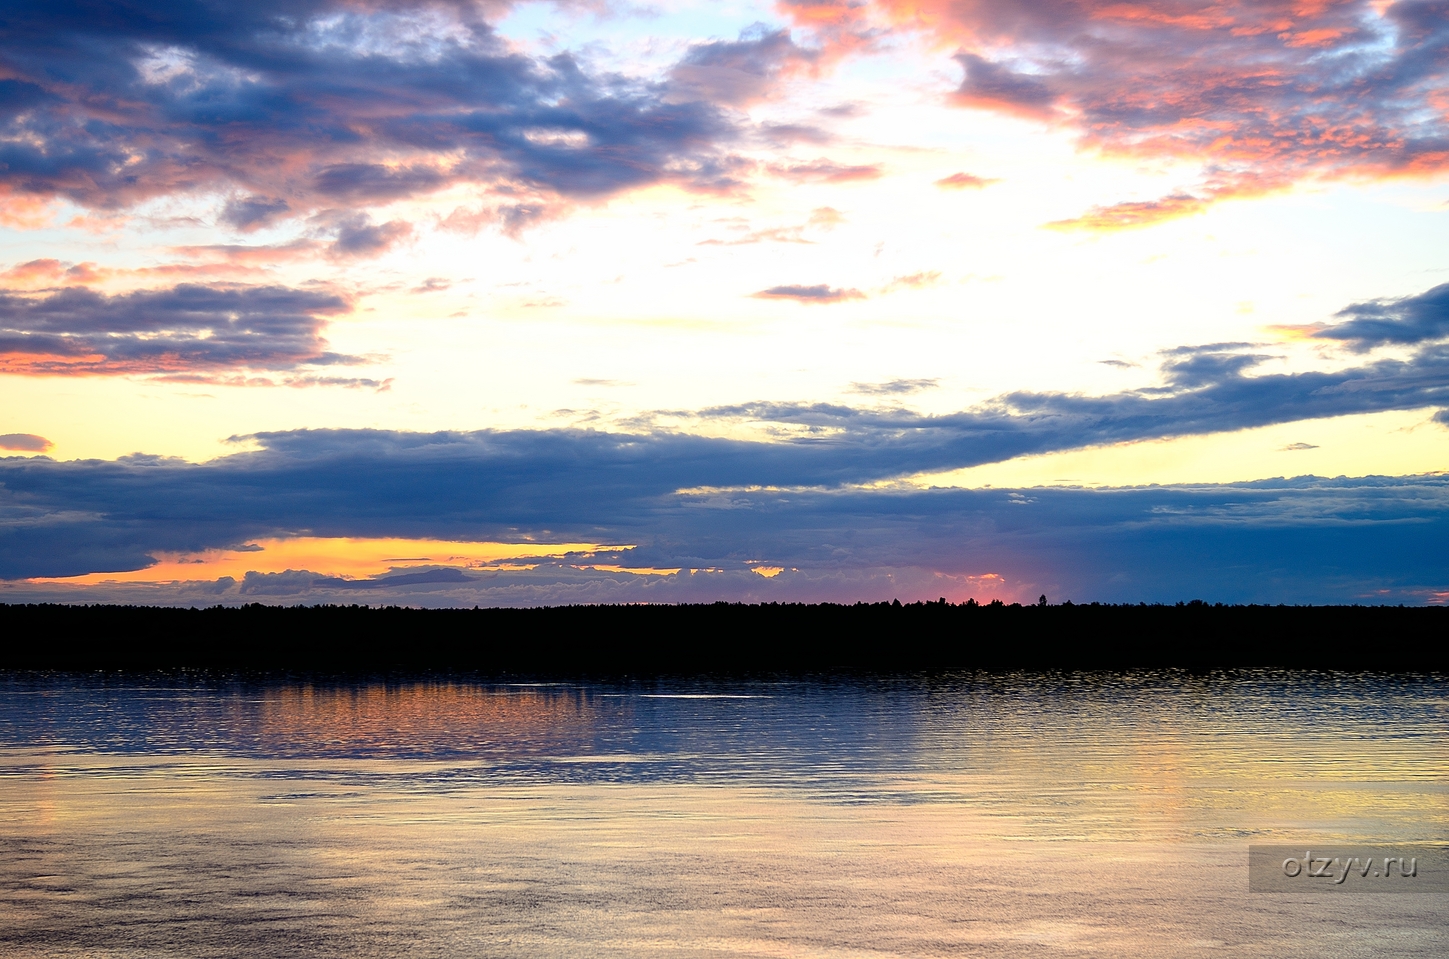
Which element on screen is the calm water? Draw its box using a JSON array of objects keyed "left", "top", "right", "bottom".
[{"left": 1, "top": 673, "right": 1445, "bottom": 957}]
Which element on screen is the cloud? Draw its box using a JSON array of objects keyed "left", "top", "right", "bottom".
[
  {"left": 326, "top": 215, "right": 414, "bottom": 259},
  {"left": 0, "top": 433, "right": 52, "bottom": 452},
  {"left": 4, "top": 441, "right": 1447, "bottom": 604},
  {"left": 5, "top": 280, "right": 1449, "bottom": 597},
  {"left": 951, "top": 53, "right": 1056, "bottom": 119},
  {"left": 410, "top": 278, "right": 452, "bottom": 294},
  {"left": 219, "top": 195, "right": 291, "bottom": 232},
  {"left": 0, "top": 186, "right": 53, "bottom": 228},
  {"left": 694, "top": 271, "right": 1449, "bottom": 462},
  {"left": 0, "top": 259, "right": 112, "bottom": 287},
  {"left": 758, "top": 122, "right": 833, "bottom": 145},
  {"left": 0, "top": 282, "right": 357, "bottom": 376},
  {"left": 167, "top": 241, "right": 323, "bottom": 266},
  {"left": 238, "top": 566, "right": 475, "bottom": 595},
  {"left": 0, "top": 252, "right": 307, "bottom": 287},
  {"left": 1314, "top": 282, "right": 1449, "bottom": 350},
  {"left": 786, "top": 0, "right": 1449, "bottom": 223},
  {"left": 808, "top": 206, "right": 844, "bottom": 227},
  {"left": 698, "top": 207, "right": 844, "bottom": 245},
  {"left": 767, "top": 159, "right": 883, "bottom": 182},
  {"left": 0, "top": 1, "right": 745, "bottom": 219},
  {"left": 776, "top": 0, "right": 885, "bottom": 61},
  {"left": 668, "top": 26, "right": 816, "bottom": 107},
  {"left": 849, "top": 378, "right": 938, "bottom": 395},
  {"left": 881, "top": 271, "right": 941, "bottom": 292},
  {"left": 935, "top": 172, "right": 997, "bottom": 190},
  {"left": 698, "top": 226, "right": 815, "bottom": 246},
  {"left": 1281, "top": 442, "right": 1318, "bottom": 451},
  {"left": 751, "top": 284, "right": 866, "bottom": 302},
  {"left": 1046, "top": 194, "right": 1211, "bottom": 232}
]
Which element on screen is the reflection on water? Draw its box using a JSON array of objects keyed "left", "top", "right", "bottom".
[{"left": 1, "top": 674, "right": 1445, "bottom": 957}]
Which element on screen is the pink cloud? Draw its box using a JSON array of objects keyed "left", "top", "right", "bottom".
[
  {"left": 0, "top": 189, "right": 52, "bottom": 229},
  {"left": 0, "top": 259, "right": 109, "bottom": 287},
  {"left": 935, "top": 172, "right": 999, "bottom": 189},
  {"left": 785, "top": 0, "right": 1449, "bottom": 224}
]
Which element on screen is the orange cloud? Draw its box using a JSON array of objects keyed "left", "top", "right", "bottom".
[
  {"left": 34, "top": 536, "right": 624, "bottom": 585},
  {"left": 0, "top": 259, "right": 110, "bottom": 287},
  {"left": 0, "top": 255, "right": 290, "bottom": 291},
  {"left": 1045, "top": 193, "right": 1211, "bottom": 231},
  {"left": 0, "top": 189, "right": 53, "bottom": 229},
  {"left": 776, "top": 0, "right": 886, "bottom": 60}
]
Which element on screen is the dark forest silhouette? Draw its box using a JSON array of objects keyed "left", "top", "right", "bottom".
[{"left": 1, "top": 602, "right": 1442, "bottom": 673}]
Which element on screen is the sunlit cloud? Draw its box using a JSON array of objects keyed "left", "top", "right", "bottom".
[{"left": 32, "top": 536, "right": 618, "bottom": 585}]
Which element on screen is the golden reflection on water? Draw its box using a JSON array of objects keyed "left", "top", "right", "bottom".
[
  {"left": 248, "top": 683, "right": 609, "bottom": 758},
  {"left": 1, "top": 676, "right": 1445, "bottom": 958}
]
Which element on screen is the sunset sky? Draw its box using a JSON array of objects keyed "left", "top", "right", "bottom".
[{"left": 2, "top": 0, "right": 1447, "bottom": 605}]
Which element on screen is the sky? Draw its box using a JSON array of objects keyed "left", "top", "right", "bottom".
[{"left": 1, "top": 0, "right": 1447, "bottom": 606}]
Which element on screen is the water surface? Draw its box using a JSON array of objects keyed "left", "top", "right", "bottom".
[{"left": 2, "top": 673, "right": 1445, "bottom": 957}]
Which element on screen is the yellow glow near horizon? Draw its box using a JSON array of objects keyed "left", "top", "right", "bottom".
[{"left": 34, "top": 537, "right": 623, "bottom": 585}]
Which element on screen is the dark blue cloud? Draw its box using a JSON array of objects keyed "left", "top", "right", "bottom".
[
  {"left": 0, "top": 283, "right": 356, "bottom": 374},
  {"left": 239, "top": 566, "right": 474, "bottom": 595},
  {"left": 219, "top": 195, "right": 291, "bottom": 231},
  {"left": 0, "top": 1, "right": 743, "bottom": 214},
  {"left": 3, "top": 450, "right": 1446, "bottom": 604},
  {"left": 1317, "top": 282, "right": 1449, "bottom": 350},
  {"left": 691, "top": 341, "right": 1449, "bottom": 468},
  {"left": 2, "top": 307, "right": 1448, "bottom": 579},
  {"left": 4, "top": 279, "right": 1448, "bottom": 597}
]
